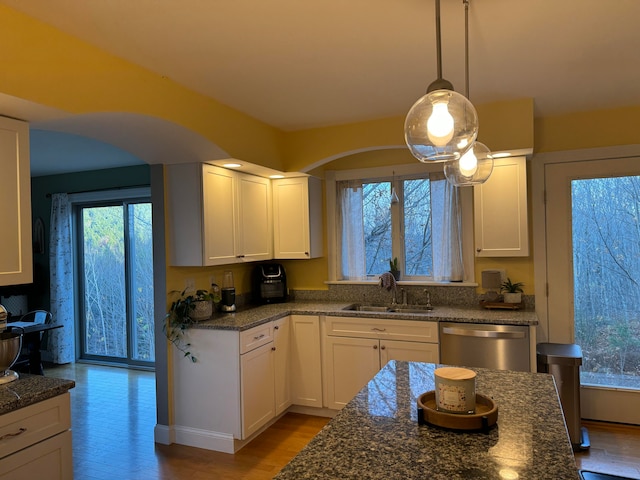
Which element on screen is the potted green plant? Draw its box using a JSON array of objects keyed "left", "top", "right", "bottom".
[
  {"left": 501, "top": 278, "right": 524, "bottom": 304},
  {"left": 389, "top": 257, "right": 401, "bottom": 281},
  {"left": 165, "top": 289, "right": 214, "bottom": 362}
]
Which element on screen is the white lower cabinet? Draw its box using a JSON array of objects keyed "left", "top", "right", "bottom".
[
  {"left": 0, "top": 393, "right": 73, "bottom": 480},
  {"left": 323, "top": 317, "right": 439, "bottom": 410},
  {"left": 239, "top": 317, "right": 294, "bottom": 440},
  {"left": 241, "top": 341, "right": 276, "bottom": 438},
  {"left": 290, "top": 315, "right": 323, "bottom": 407},
  {"left": 273, "top": 317, "right": 291, "bottom": 415},
  {"left": 173, "top": 317, "right": 293, "bottom": 452},
  {"left": 240, "top": 317, "right": 291, "bottom": 439}
]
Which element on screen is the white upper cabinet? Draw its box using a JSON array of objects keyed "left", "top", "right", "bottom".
[
  {"left": 272, "top": 176, "right": 323, "bottom": 259},
  {"left": 167, "top": 163, "right": 272, "bottom": 266},
  {"left": 0, "top": 117, "right": 32, "bottom": 286},
  {"left": 474, "top": 156, "right": 529, "bottom": 257}
]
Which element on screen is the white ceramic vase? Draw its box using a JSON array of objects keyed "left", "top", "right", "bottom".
[{"left": 503, "top": 292, "right": 522, "bottom": 304}]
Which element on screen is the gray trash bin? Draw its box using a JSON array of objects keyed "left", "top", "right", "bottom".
[{"left": 537, "top": 343, "right": 590, "bottom": 451}]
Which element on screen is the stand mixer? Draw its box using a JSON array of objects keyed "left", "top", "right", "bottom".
[{"left": 0, "top": 304, "right": 22, "bottom": 385}]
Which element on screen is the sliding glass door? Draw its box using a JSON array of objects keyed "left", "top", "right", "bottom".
[{"left": 77, "top": 200, "right": 154, "bottom": 367}]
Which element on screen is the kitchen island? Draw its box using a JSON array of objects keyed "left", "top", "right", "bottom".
[
  {"left": 274, "top": 360, "right": 579, "bottom": 480},
  {"left": 0, "top": 374, "right": 75, "bottom": 479}
]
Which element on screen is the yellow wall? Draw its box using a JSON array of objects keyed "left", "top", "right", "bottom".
[
  {"left": 535, "top": 105, "right": 640, "bottom": 153},
  {"left": 0, "top": 4, "right": 285, "bottom": 169}
]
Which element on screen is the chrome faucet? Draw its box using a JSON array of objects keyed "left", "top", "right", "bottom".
[{"left": 423, "top": 289, "right": 432, "bottom": 308}]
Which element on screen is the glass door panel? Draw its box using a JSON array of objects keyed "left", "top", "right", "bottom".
[{"left": 79, "top": 201, "right": 154, "bottom": 367}]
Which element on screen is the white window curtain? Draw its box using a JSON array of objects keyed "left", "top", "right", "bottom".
[
  {"left": 431, "top": 178, "right": 464, "bottom": 281},
  {"left": 338, "top": 182, "right": 366, "bottom": 279},
  {"left": 44, "top": 193, "right": 75, "bottom": 364}
]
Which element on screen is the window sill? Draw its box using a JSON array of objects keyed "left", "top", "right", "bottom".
[{"left": 324, "top": 280, "right": 479, "bottom": 287}]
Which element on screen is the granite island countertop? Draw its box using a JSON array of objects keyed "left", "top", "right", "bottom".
[
  {"left": 190, "top": 301, "right": 538, "bottom": 332},
  {"left": 274, "top": 360, "right": 578, "bottom": 480},
  {"left": 0, "top": 374, "right": 75, "bottom": 415}
]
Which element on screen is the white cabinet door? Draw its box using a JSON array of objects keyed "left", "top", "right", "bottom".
[
  {"left": 380, "top": 339, "right": 439, "bottom": 367},
  {"left": 236, "top": 173, "right": 272, "bottom": 262},
  {"left": 0, "top": 117, "right": 32, "bottom": 286},
  {"left": 0, "top": 430, "right": 72, "bottom": 480},
  {"left": 323, "top": 336, "right": 380, "bottom": 410},
  {"left": 290, "top": 315, "right": 323, "bottom": 408},
  {"left": 202, "top": 164, "right": 237, "bottom": 265},
  {"left": 240, "top": 341, "right": 275, "bottom": 439},
  {"left": 474, "top": 156, "right": 529, "bottom": 257},
  {"left": 272, "top": 176, "right": 323, "bottom": 259},
  {"left": 273, "top": 316, "right": 291, "bottom": 415},
  {"left": 167, "top": 163, "right": 274, "bottom": 266}
]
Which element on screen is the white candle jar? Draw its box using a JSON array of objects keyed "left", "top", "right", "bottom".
[{"left": 434, "top": 367, "right": 477, "bottom": 414}]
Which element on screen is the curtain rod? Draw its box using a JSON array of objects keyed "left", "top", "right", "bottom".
[{"left": 45, "top": 184, "right": 150, "bottom": 198}]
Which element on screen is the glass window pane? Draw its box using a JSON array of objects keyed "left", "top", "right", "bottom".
[
  {"left": 403, "top": 178, "right": 432, "bottom": 276},
  {"left": 363, "top": 182, "right": 392, "bottom": 275},
  {"left": 572, "top": 176, "right": 640, "bottom": 389},
  {"left": 82, "top": 206, "right": 126, "bottom": 358},
  {"left": 130, "top": 203, "right": 155, "bottom": 362}
]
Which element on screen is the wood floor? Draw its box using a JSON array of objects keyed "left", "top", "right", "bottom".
[{"left": 44, "top": 363, "right": 640, "bottom": 479}]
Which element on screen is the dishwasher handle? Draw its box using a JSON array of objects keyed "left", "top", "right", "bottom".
[{"left": 442, "top": 326, "right": 527, "bottom": 339}]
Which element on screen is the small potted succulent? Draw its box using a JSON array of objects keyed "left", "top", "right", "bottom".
[
  {"left": 389, "top": 257, "right": 401, "bottom": 281},
  {"left": 165, "top": 289, "right": 214, "bottom": 362},
  {"left": 501, "top": 278, "right": 524, "bottom": 304}
]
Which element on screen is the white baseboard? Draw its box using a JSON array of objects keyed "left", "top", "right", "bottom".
[
  {"left": 154, "top": 424, "right": 174, "bottom": 445},
  {"left": 174, "top": 425, "right": 237, "bottom": 454},
  {"left": 288, "top": 404, "right": 338, "bottom": 418}
]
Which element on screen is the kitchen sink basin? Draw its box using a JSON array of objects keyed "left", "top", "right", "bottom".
[
  {"left": 388, "top": 306, "right": 434, "bottom": 314},
  {"left": 343, "top": 304, "right": 434, "bottom": 314},
  {"left": 344, "top": 304, "right": 391, "bottom": 312}
]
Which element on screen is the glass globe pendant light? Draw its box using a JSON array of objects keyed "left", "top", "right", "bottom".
[
  {"left": 404, "top": 0, "right": 478, "bottom": 163},
  {"left": 443, "top": 142, "right": 494, "bottom": 186}
]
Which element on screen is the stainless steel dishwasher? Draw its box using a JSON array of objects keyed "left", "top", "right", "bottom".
[{"left": 439, "top": 322, "right": 530, "bottom": 372}]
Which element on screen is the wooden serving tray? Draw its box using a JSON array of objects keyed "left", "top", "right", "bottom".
[
  {"left": 479, "top": 300, "right": 523, "bottom": 310},
  {"left": 417, "top": 391, "right": 498, "bottom": 433}
]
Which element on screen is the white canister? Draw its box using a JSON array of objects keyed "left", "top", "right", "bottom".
[{"left": 434, "top": 367, "right": 477, "bottom": 414}]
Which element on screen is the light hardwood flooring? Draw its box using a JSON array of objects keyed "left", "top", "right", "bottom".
[{"left": 44, "top": 363, "right": 640, "bottom": 479}]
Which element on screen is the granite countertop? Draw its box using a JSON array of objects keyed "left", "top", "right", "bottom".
[
  {"left": 0, "top": 374, "right": 75, "bottom": 416},
  {"left": 191, "top": 302, "right": 538, "bottom": 332},
  {"left": 275, "top": 360, "right": 578, "bottom": 480}
]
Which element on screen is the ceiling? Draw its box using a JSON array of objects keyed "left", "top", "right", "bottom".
[{"left": 3, "top": 0, "right": 640, "bottom": 175}]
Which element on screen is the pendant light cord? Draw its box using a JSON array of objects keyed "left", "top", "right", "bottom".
[
  {"left": 435, "top": 0, "right": 443, "bottom": 80},
  {"left": 464, "top": 0, "right": 470, "bottom": 98}
]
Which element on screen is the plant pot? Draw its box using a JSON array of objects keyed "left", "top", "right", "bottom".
[
  {"left": 190, "top": 300, "right": 213, "bottom": 321},
  {"left": 503, "top": 292, "right": 522, "bottom": 304},
  {"left": 390, "top": 270, "right": 401, "bottom": 281}
]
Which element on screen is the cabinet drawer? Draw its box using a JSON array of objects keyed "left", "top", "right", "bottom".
[
  {"left": 325, "top": 316, "right": 438, "bottom": 343},
  {"left": 0, "top": 430, "right": 72, "bottom": 480},
  {"left": 240, "top": 323, "right": 273, "bottom": 354},
  {"left": 0, "top": 394, "right": 71, "bottom": 460}
]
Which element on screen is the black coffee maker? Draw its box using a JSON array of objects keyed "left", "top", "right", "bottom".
[{"left": 252, "top": 263, "right": 287, "bottom": 304}]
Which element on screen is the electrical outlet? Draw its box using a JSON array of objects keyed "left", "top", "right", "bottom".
[{"left": 185, "top": 278, "right": 195, "bottom": 291}]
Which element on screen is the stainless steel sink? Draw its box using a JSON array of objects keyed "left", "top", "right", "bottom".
[
  {"left": 343, "top": 304, "right": 391, "bottom": 312},
  {"left": 342, "top": 304, "right": 434, "bottom": 314},
  {"left": 388, "top": 306, "right": 434, "bottom": 314}
]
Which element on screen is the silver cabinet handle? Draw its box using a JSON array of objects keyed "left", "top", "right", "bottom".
[
  {"left": 0, "top": 427, "right": 27, "bottom": 441},
  {"left": 371, "top": 327, "right": 386, "bottom": 332},
  {"left": 442, "top": 326, "right": 526, "bottom": 339},
  {"left": 254, "top": 334, "right": 265, "bottom": 340}
]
